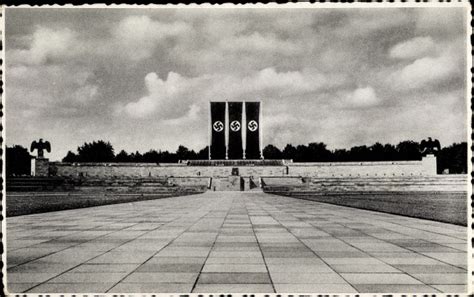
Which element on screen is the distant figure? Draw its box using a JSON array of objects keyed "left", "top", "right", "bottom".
[
  {"left": 420, "top": 137, "right": 440, "bottom": 156},
  {"left": 30, "top": 138, "right": 51, "bottom": 158}
]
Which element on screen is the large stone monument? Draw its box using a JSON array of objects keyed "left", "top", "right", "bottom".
[
  {"left": 419, "top": 137, "right": 440, "bottom": 174},
  {"left": 30, "top": 139, "right": 51, "bottom": 177}
]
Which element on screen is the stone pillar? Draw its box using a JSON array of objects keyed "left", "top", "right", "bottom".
[
  {"left": 422, "top": 154, "right": 437, "bottom": 175},
  {"left": 34, "top": 158, "right": 50, "bottom": 177},
  {"left": 31, "top": 158, "right": 36, "bottom": 176}
]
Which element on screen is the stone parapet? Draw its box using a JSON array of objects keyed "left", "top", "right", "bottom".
[{"left": 50, "top": 156, "right": 438, "bottom": 179}]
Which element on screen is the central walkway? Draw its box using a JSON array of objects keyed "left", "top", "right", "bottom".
[{"left": 7, "top": 192, "right": 467, "bottom": 293}]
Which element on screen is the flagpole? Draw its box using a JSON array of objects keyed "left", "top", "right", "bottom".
[
  {"left": 225, "top": 100, "right": 229, "bottom": 160},
  {"left": 208, "top": 102, "right": 211, "bottom": 160},
  {"left": 242, "top": 101, "right": 246, "bottom": 160},
  {"left": 259, "top": 100, "right": 263, "bottom": 159}
]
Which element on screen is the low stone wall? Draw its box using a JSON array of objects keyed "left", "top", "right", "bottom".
[
  {"left": 49, "top": 155, "right": 437, "bottom": 178},
  {"left": 262, "top": 175, "right": 468, "bottom": 192},
  {"left": 168, "top": 177, "right": 210, "bottom": 187},
  {"left": 52, "top": 162, "right": 287, "bottom": 177},
  {"left": 288, "top": 156, "right": 436, "bottom": 177},
  {"left": 262, "top": 176, "right": 304, "bottom": 186}
]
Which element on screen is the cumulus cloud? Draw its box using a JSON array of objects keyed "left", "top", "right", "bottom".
[
  {"left": 344, "top": 87, "right": 380, "bottom": 108},
  {"left": 390, "top": 47, "right": 462, "bottom": 90},
  {"left": 219, "top": 32, "right": 302, "bottom": 56},
  {"left": 123, "top": 71, "right": 207, "bottom": 118},
  {"left": 122, "top": 67, "right": 346, "bottom": 119},
  {"left": 389, "top": 36, "right": 435, "bottom": 60},
  {"left": 8, "top": 64, "right": 100, "bottom": 113},
  {"left": 111, "top": 15, "right": 192, "bottom": 61},
  {"left": 9, "top": 26, "right": 82, "bottom": 65}
]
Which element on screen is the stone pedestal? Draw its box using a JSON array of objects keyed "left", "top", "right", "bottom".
[
  {"left": 422, "top": 154, "right": 437, "bottom": 175},
  {"left": 33, "top": 158, "right": 50, "bottom": 177}
]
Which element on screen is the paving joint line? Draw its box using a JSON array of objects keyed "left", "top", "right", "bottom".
[
  {"left": 104, "top": 198, "right": 218, "bottom": 293},
  {"left": 251, "top": 194, "right": 360, "bottom": 293},
  {"left": 7, "top": 213, "right": 149, "bottom": 269},
  {"left": 18, "top": 196, "right": 204, "bottom": 292},
  {"left": 271, "top": 193, "right": 467, "bottom": 270},
  {"left": 264, "top": 194, "right": 456, "bottom": 292},
  {"left": 190, "top": 197, "right": 232, "bottom": 293},
  {"left": 22, "top": 219, "right": 149, "bottom": 293},
  {"left": 245, "top": 199, "right": 276, "bottom": 293}
]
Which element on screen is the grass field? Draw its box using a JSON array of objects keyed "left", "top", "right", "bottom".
[
  {"left": 6, "top": 192, "right": 203, "bottom": 217},
  {"left": 270, "top": 191, "right": 467, "bottom": 226}
]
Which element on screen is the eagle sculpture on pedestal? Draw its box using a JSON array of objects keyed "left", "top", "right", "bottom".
[
  {"left": 30, "top": 138, "right": 51, "bottom": 158},
  {"left": 420, "top": 137, "right": 440, "bottom": 156}
]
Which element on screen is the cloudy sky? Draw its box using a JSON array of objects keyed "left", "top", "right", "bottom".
[{"left": 5, "top": 6, "right": 468, "bottom": 161}]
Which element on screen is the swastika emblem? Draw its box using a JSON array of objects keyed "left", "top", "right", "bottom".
[
  {"left": 213, "top": 121, "right": 224, "bottom": 132},
  {"left": 248, "top": 120, "right": 258, "bottom": 132},
  {"left": 230, "top": 121, "right": 241, "bottom": 132}
]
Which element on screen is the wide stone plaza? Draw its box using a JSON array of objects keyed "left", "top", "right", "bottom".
[{"left": 7, "top": 192, "right": 467, "bottom": 293}]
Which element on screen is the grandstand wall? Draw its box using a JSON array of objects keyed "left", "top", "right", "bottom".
[{"left": 50, "top": 155, "right": 437, "bottom": 178}]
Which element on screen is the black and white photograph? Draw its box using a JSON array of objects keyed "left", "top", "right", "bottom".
[{"left": 2, "top": 3, "right": 472, "bottom": 295}]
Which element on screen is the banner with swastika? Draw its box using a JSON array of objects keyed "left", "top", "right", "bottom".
[
  {"left": 210, "top": 102, "right": 226, "bottom": 159},
  {"left": 228, "top": 102, "right": 243, "bottom": 159},
  {"left": 245, "top": 101, "right": 261, "bottom": 159}
]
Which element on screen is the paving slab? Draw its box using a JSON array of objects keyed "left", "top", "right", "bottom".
[
  {"left": 6, "top": 191, "right": 467, "bottom": 293},
  {"left": 192, "top": 284, "right": 274, "bottom": 293},
  {"left": 197, "top": 273, "right": 271, "bottom": 284},
  {"left": 121, "top": 272, "right": 198, "bottom": 283},
  {"left": 27, "top": 282, "right": 116, "bottom": 293},
  {"left": 108, "top": 283, "right": 194, "bottom": 293},
  {"left": 273, "top": 283, "right": 358, "bottom": 293}
]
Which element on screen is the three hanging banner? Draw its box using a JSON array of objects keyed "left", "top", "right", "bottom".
[{"left": 209, "top": 101, "right": 261, "bottom": 160}]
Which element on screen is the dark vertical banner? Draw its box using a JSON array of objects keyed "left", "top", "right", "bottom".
[
  {"left": 210, "top": 102, "right": 226, "bottom": 159},
  {"left": 245, "top": 102, "right": 261, "bottom": 159},
  {"left": 227, "top": 102, "right": 243, "bottom": 159}
]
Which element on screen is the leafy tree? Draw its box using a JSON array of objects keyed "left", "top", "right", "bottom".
[
  {"left": 369, "top": 142, "right": 385, "bottom": 161},
  {"left": 129, "top": 151, "right": 143, "bottom": 162},
  {"left": 197, "top": 146, "right": 209, "bottom": 159},
  {"left": 115, "top": 150, "right": 131, "bottom": 162},
  {"left": 383, "top": 144, "right": 398, "bottom": 161},
  {"left": 6, "top": 145, "right": 32, "bottom": 176},
  {"left": 437, "top": 142, "right": 467, "bottom": 174},
  {"left": 76, "top": 140, "right": 115, "bottom": 162},
  {"left": 263, "top": 144, "right": 282, "bottom": 159},
  {"left": 62, "top": 151, "right": 78, "bottom": 162},
  {"left": 176, "top": 145, "right": 197, "bottom": 160},
  {"left": 159, "top": 150, "right": 177, "bottom": 163},
  {"left": 348, "top": 145, "right": 371, "bottom": 161},
  {"left": 396, "top": 140, "right": 421, "bottom": 161},
  {"left": 333, "top": 148, "right": 349, "bottom": 162},
  {"left": 282, "top": 144, "right": 297, "bottom": 160},
  {"left": 307, "top": 142, "right": 332, "bottom": 162},
  {"left": 142, "top": 150, "right": 160, "bottom": 163}
]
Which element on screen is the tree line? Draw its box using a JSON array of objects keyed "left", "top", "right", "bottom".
[{"left": 6, "top": 140, "right": 467, "bottom": 175}]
